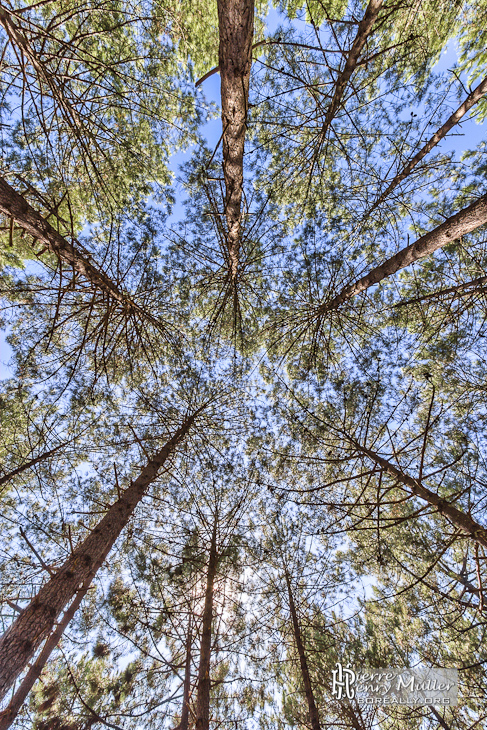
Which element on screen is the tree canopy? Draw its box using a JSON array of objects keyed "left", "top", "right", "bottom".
[{"left": 1, "top": 0, "right": 487, "bottom": 728}]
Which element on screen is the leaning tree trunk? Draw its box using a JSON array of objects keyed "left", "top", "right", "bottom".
[
  {"left": 217, "top": 0, "right": 254, "bottom": 280},
  {"left": 367, "top": 74, "right": 487, "bottom": 216},
  {"left": 0, "top": 176, "right": 165, "bottom": 331},
  {"left": 0, "top": 176, "right": 125, "bottom": 304},
  {"left": 336, "top": 429, "right": 487, "bottom": 549},
  {"left": 320, "top": 0, "right": 383, "bottom": 139},
  {"left": 0, "top": 580, "right": 90, "bottom": 730},
  {"left": 284, "top": 570, "right": 322, "bottom": 730},
  {"left": 316, "top": 192, "right": 487, "bottom": 316},
  {"left": 0, "top": 411, "right": 201, "bottom": 702},
  {"left": 195, "top": 521, "right": 218, "bottom": 730}
]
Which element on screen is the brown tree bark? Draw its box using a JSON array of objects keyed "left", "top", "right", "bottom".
[
  {"left": 217, "top": 0, "right": 254, "bottom": 280},
  {"left": 284, "top": 570, "right": 322, "bottom": 730},
  {"left": 344, "top": 437, "right": 487, "bottom": 549},
  {"left": 0, "top": 581, "right": 90, "bottom": 730},
  {"left": 368, "top": 74, "right": 487, "bottom": 216},
  {"left": 316, "top": 192, "right": 487, "bottom": 316},
  {"left": 195, "top": 520, "right": 218, "bottom": 730},
  {"left": 0, "top": 176, "right": 152, "bottom": 320},
  {"left": 319, "top": 0, "right": 383, "bottom": 139},
  {"left": 394, "top": 273, "right": 487, "bottom": 308},
  {"left": 0, "top": 412, "right": 201, "bottom": 702},
  {"left": 177, "top": 612, "right": 193, "bottom": 730}
]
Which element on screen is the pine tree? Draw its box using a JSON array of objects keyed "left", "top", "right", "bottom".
[{"left": 2, "top": 0, "right": 487, "bottom": 727}]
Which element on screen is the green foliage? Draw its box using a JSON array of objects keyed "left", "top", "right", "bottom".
[{"left": 2, "top": 0, "right": 487, "bottom": 728}]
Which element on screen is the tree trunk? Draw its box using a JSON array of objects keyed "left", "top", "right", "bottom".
[
  {"left": 284, "top": 570, "right": 321, "bottom": 730},
  {"left": 0, "top": 176, "right": 160, "bottom": 330},
  {"left": 368, "top": 74, "right": 487, "bottom": 216},
  {"left": 394, "top": 273, "right": 487, "bottom": 308},
  {"left": 343, "top": 436, "right": 487, "bottom": 549},
  {"left": 317, "top": 192, "right": 487, "bottom": 316},
  {"left": 195, "top": 520, "right": 218, "bottom": 730},
  {"left": 0, "top": 581, "right": 90, "bottom": 730},
  {"left": 178, "top": 612, "right": 193, "bottom": 730},
  {"left": 0, "top": 412, "right": 200, "bottom": 701},
  {"left": 217, "top": 0, "right": 254, "bottom": 280},
  {"left": 320, "top": 0, "right": 383, "bottom": 138}
]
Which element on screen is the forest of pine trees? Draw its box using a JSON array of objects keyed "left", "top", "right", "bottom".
[{"left": 0, "top": 0, "right": 487, "bottom": 727}]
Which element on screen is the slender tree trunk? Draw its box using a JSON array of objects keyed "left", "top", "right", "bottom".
[
  {"left": 320, "top": 0, "right": 383, "bottom": 137},
  {"left": 0, "top": 581, "right": 90, "bottom": 730},
  {"left": 0, "top": 412, "right": 200, "bottom": 701},
  {"left": 0, "top": 439, "right": 71, "bottom": 489},
  {"left": 0, "top": 10, "right": 75, "bottom": 118},
  {"left": 343, "top": 435, "right": 487, "bottom": 549},
  {"left": 178, "top": 612, "right": 193, "bottom": 730},
  {"left": 195, "top": 520, "right": 218, "bottom": 730},
  {"left": 317, "top": 192, "right": 487, "bottom": 316},
  {"left": 430, "top": 705, "right": 453, "bottom": 730},
  {"left": 0, "top": 176, "right": 152, "bottom": 322},
  {"left": 284, "top": 570, "right": 321, "bottom": 730},
  {"left": 368, "top": 74, "right": 487, "bottom": 216},
  {"left": 342, "top": 705, "right": 366, "bottom": 730},
  {"left": 217, "top": 0, "right": 254, "bottom": 280},
  {"left": 394, "top": 273, "right": 487, "bottom": 308}
]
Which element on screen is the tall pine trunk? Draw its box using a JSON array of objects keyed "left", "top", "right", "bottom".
[
  {"left": 178, "top": 612, "right": 193, "bottom": 730},
  {"left": 0, "top": 581, "right": 90, "bottom": 730},
  {"left": 217, "top": 0, "right": 254, "bottom": 280},
  {"left": 332, "top": 427, "right": 487, "bottom": 549},
  {"left": 284, "top": 570, "right": 322, "bottom": 730},
  {"left": 320, "top": 0, "right": 383, "bottom": 137},
  {"left": 317, "top": 192, "right": 487, "bottom": 316},
  {"left": 195, "top": 520, "right": 218, "bottom": 730},
  {"left": 354, "top": 441, "right": 487, "bottom": 549},
  {"left": 0, "top": 176, "right": 126, "bottom": 305},
  {"left": 0, "top": 176, "right": 165, "bottom": 332},
  {"left": 367, "top": 74, "right": 487, "bottom": 216},
  {"left": 0, "top": 412, "right": 200, "bottom": 701}
]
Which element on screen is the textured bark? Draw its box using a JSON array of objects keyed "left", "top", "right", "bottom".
[
  {"left": 217, "top": 0, "right": 254, "bottom": 279},
  {"left": 177, "top": 612, "right": 193, "bottom": 730},
  {"left": 351, "top": 441, "right": 487, "bottom": 549},
  {"left": 320, "top": 0, "right": 383, "bottom": 137},
  {"left": 195, "top": 521, "right": 218, "bottom": 730},
  {"left": 0, "top": 176, "right": 135, "bottom": 308},
  {"left": 317, "top": 193, "right": 487, "bottom": 315},
  {"left": 369, "top": 75, "right": 487, "bottom": 215},
  {"left": 284, "top": 570, "right": 321, "bottom": 730},
  {"left": 0, "top": 413, "right": 200, "bottom": 701},
  {"left": 0, "top": 582, "right": 90, "bottom": 730}
]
